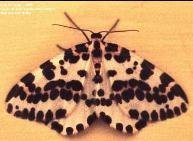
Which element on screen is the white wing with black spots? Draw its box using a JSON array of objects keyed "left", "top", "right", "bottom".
[
  {"left": 5, "top": 29, "right": 188, "bottom": 136},
  {"left": 5, "top": 43, "right": 98, "bottom": 135},
  {"left": 100, "top": 42, "right": 188, "bottom": 133}
]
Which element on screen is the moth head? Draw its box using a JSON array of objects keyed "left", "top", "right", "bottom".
[{"left": 91, "top": 33, "right": 102, "bottom": 39}]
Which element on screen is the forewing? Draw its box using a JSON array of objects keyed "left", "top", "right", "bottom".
[
  {"left": 5, "top": 43, "right": 96, "bottom": 135},
  {"left": 100, "top": 43, "right": 188, "bottom": 134}
]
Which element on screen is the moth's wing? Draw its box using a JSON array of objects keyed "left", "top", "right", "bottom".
[
  {"left": 99, "top": 43, "right": 188, "bottom": 134},
  {"left": 5, "top": 43, "right": 97, "bottom": 135}
]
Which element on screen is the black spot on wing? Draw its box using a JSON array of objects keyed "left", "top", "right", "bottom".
[
  {"left": 40, "top": 60, "right": 56, "bottom": 80},
  {"left": 32, "top": 93, "right": 41, "bottom": 104},
  {"left": 135, "top": 119, "right": 147, "bottom": 131},
  {"left": 28, "top": 107, "right": 35, "bottom": 121},
  {"left": 128, "top": 79, "right": 138, "bottom": 88},
  {"left": 174, "top": 106, "right": 181, "bottom": 116},
  {"left": 82, "top": 53, "right": 90, "bottom": 60},
  {"left": 64, "top": 48, "right": 80, "bottom": 63},
  {"left": 21, "top": 108, "right": 29, "bottom": 119},
  {"left": 6, "top": 84, "right": 26, "bottom": 102},
  {"left": 14, "top": 110, "right": 22, "bottom": 118},
  {"left": 55, "top": 109, "right": 66, "bottom": 119},
  {"left": 7, "top": 103, "right": 13, "bottom": 113},
  {"left": 104, "top": 53, "right": 112, "bottom": 60},
  {"left": 41, "top": 93, "right": 49, "bottom": 102},
  {"left": 87, "top": 112, "right": 97, "bottom": 125},
  {"left": 135, "top": 88, "right": 145, "bottom": 101},
  {"left": 121, "top": 88, "right": 135, "bottom": 102},
  {"left": 66, "top": 127, "right": 73, "bottom": 135},
  {"left": 28, "top": 83, "right": 36, "bottom": 92},
  {"left": 141, "top": 111, "right": 149, "bottom": 121},
  {"left": 76, "top": 123, "right": 84, "bottom": 132},
  {"left": 126, "top": 68, "right": 133, "bottom": 74},
  {"left": 75, "top": 43, "right": 88, "bottom": 53},
  {"left": 97, "top": 89, "right": 104, "bottom": 97},
  {"left": 36, "top": 111, "right": 44, "bottom": 122},
  {"left": 105, "top": 43, "right": 118, "bottom": 52},
  {"left": 64, "top": 48, "right": 73, "bottom": 61},
  {"left": 50, "top": 89, "right": 59, "bottom": 100},
  {"left": 45, "top": 110, "right": 53, "bottom": 125},
  {"left": 44, "top": 81, "right": 57, "bottom": 91},
  {"left": 112, "top": 80, "right": 127, "bottom": 91},
  {"left": 19, "top": 87, "right": 27, "bottom": 101},
  {"left": 85, "top": 99, "right": 92, "bottom": 107},
  {"left": 51, "top": 121, "right": 63, "bottom": 133},
  {"left": 114, "top": 48, "right": 130, "bottom": 63},
  {"left": 20, "top": 73, "right": 35, "bottom": 85},
  {"left": 100, "top": 98, "right": 112, "bottom": 106},
  {"left": 44, "top": 80, "right": 66, "bottom": 91},
  {"left": 59, "top": 60, "right": 64, "bottom": 65},
  {"left": 77, "top": 70, "right": 87, "bottom": 77},
  {"left": 40, "top": 60, "right": 56, "bottom": 70},
  {"left": 94, "top": 98, "right": 100, "bottom": 106},
  {"left": 140, "top": 59, "right": 155, "bottom": 80},
  {"left": 114, "top": 94, "right": 121, "bottom": 104},
  {"left": 153, "top": 93, "right": 163, "bottom": 105},
  {"left": 6, "top": 84, "right": 20, "bottom": 102},
  {"left": 73, "top": 93, "right": 80, "bottom": 103},
  {"left": 60, "top": 89, "right": 73, "bottom": 101},
  {"left": 181, "top": 102, "right": 187, "bottom": 113},
  {"left": 107, "top": 70, "right": 117, "bottom": 77},
  {"left": 60, "top": 66, "right": 68, "bottom": 75},
  {"left": 146, "top": 92, "right": 153, "bottom": 102},
  {"left": 99, "top": 112, "right": 112, "bottom": 124},
  {"left": 66, "top": 80, "right": 83, "bottom": 91},
  {"left": 151, "top": 110, "right": 158, "bottom": 121},
  {"left": 138, "top": 80, "right": 151, "bottom": 92},
  {"left": 129, "top": 109, "right": 139, "bottom": 119},
  {"left": 166, "top": 108, "right": 174, "bottom": 118},
  {"left": 170, "top": 84, "right": 188, "bottom": 103},
  {"left": 69, "top": 56, "right": 80, "bottom": 64},
  {"left": 26, "top": 95, "right": 33, "bottom": 103},
  {"left": 159, "top": 108, "right": 167, "bottom": 120},
  {"left": 141, "top": 59, "right": 155, "bottom": 69},
  {"left": 42, "top": 69, "right": 55, "bottom": 80},
  {"left": 116, "top": 123, "right": 123, "bottom": 131},
  {"left": 160, "top": 72, "right": 174, "bottom": 86},
  {"left": 80, "top": 93, "right": 87, "bottom": 100},
  {"left": 158, "top": 84, "right": 166, "bottom": 93},
  {"left": 126, "top": 125, "right": 133, "bottom": 134}
]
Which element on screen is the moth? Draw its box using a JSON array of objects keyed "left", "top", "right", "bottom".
[{"left": 5, "top": 13, "right": 188, "bottom": 136}]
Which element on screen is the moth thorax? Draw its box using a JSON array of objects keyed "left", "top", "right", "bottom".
[{"left": 94, "top": 40, "right": 101, "bottom": 49}]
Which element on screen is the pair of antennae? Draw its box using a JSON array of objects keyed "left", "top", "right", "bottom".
[{"left": 53, "top": 12, "right": 139, "bottom": 42}]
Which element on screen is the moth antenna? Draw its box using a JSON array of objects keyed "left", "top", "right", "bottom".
[
  {"left": 101, "top": 19, "right": 120, "bottom": 42},
  {"left": 52, "top": 24, "right": 94, "bottom": 33},
  {"left": 64, "top": 12, "right": 90, "bottom": 42},
  {"left": 56, "top": 44, "right": 66, "bottom": 51},
  {"left": 99, "top": 29, "right": 139, "bottom": 33}
]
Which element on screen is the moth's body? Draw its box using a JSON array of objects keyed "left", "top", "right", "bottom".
[{"left": 5, "top": 14, "right": 188, "bottom": 136}]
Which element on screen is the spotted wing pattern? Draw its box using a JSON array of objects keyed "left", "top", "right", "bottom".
[
  {"left": 5, "top": 41, "right": 188, "bottom": 136},
  {"left": 99, "top": 42, "right": 188, "bottom": 133},
  {"left": 5, "top": 43, "right": 98, "bottom": 135}
]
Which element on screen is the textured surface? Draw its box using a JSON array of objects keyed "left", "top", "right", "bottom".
[{"left": 0, "top": 1, "right": 193, "bottom": 141}]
